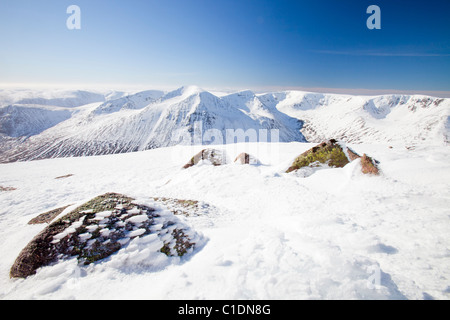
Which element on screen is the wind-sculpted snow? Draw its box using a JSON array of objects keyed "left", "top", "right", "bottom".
[{"left": 1, "top": 143, "right": 449, "bottom": 299}]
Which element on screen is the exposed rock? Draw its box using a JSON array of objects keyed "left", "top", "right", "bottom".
[
  {"left": 149, "top": 197, "right": 212, "bottom": 217},
  {"left": 345, "top": 147, "right": 380, "bottom": 175},
  {"left": 235, "top": 152, "right": 250, "bottom": 164},
  {"left": 183, "top": 149, "right": 226, "bottom": 169},
  {"left": 55, "top": 174, "right": 74, "bottom": 180},
  {"left": 286, "top": 139, "right": 380, "bottom": 175},
  {"left": 0, "top": 186, "right": 16, "bottom": 192},
  {"left": 234, "top": 152, "right": 259, "bottom": 165},
  {"left": 346, "top": 147, "right": 361, "bottom": 161},
  {"left": 28, "top": 205, "right": 72, "bottom": 225},
  {"left": 10, "top": 193, "right": 201, "bottom": 279},
  {"left": 360, "top": 154, "right": 380, "bottom": 175},
  {"left": 286, "top": 139, "right": 349, "bottom": 173}
]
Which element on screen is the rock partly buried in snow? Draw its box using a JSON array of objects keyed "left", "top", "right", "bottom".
[
  {"left": 360, "top": 154, "right": 380, "bottom": 175},
  {"left": 28, "top": 205, "right": 72, "bottom": 225},
  {"left": 150, "top": 197, "right": 213, "bottom": 217},
  {"left": 234, "top": 152, "right": 259, "bottom": 165},
  {"left": 0, "top": 185, "right": 17, "bottom": 192},
  {"left": 10, "top": 193, "right": 202, "bottom": 279},
  {"left": 183, "top": 149, "right": 226, "bottom": 169},
  {"left": 55, "top": 174, "right": 74, "bottom": 180},
  {"left": 345, "top": 147, "right": 380, "bottom": 175},
  {"left": 286, "top": 139, "right": 379, "bottom": 175}
]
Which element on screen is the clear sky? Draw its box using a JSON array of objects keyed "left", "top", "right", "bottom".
[{"left": 0, "top": 0, "right": 449, "bottom": 95}]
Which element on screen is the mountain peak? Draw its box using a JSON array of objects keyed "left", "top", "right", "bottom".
[
  {"left": 180, "top": 85, "right": 204, "bottom": 95},
  {"left": 161, "top": 85, "right": 206, "bottom": 102}
]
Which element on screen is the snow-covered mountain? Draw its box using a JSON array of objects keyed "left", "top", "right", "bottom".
[
  {"left": 0, "top": 89, "right": 121, "bottom": 108},
  {"left": 0, "top": 86, "right": 305, "bottom": 162},
  {"left": 0, "top": 86, "right": 448, "bottom": 163},
  {"left": 0, "top": 105, "right": 72, "bottom": 138},
  {"left": 263, "top": 91, "right": 449, "bottom": 146}
]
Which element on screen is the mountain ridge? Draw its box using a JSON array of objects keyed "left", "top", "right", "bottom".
[{"left": 0, "top": 86, "right": 448, "bottom": 163}]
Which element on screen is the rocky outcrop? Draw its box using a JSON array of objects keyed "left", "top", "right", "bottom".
[
  {"left": 183, "top": 149, "right": 226, "bottom": 169},
  {"left": 234, "top": 152, "right": 259, "bottom": 165},
  {"left": 360, "top": 154, "right": 380, "bottom": 175},
  {"left": 287, "top": 139, "right": 379, "bottom": 175},
  {"left": 27, "top": 205, "right": 72, "bottom": 225},
  {"left": 10, "top": 193, "right": 201, "bottom": 279},
  {"left": 286, "top": 139, "right": 349, "bottom": 173}
]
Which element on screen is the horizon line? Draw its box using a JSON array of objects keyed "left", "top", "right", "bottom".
[{"left": 1, "top": 82, "right": 449, "bottom": 98}]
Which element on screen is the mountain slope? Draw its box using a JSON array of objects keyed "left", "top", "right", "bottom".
[
  {"left": 0, "top": 104, "right": 73, "bottom": 138},
  {"left": 0, "top": 89, "right": 122, "bottom": 108},
  {"left": 260, "top": 91, "right": 450, "bottom": 146},
  {"left": 0, "top": 86, "right": 448, "bottom": 163}
]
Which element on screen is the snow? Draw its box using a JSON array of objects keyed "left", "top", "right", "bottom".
[
  {"left": 1, "top": 87, "right": 448, "bottom": 164},
  {"left": 52, "top": 216, "right": 86, "bottom": 242},
  {"left": 0, "top": 142, "right": 449, "bottom": 300},
  {"left": 271, "top": 92, "right": 449, "bottom": 146},
  {"left": 0, "top": 89, "right": 119, "bottom": 109},
  {"left": 0, "top": 86, "right": 449, "bottom": 299},
  {"left": 126, "top": 214, "right": 150, "bottom": 225},
  {"left": 0, "top": 87, "right": 307, "bottom": 162}
]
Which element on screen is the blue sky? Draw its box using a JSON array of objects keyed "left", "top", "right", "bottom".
[{"left": 0, "top": 0, "right": 449, "bottom": 94}]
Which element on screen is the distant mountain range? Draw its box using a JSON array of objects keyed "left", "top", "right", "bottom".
[{"left": 0, "top": 86, "right": 448, "bottom": 163}]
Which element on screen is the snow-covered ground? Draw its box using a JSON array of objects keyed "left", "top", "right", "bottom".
[{"left": 0, "top": 142, "right": 449, "bottom": 299}]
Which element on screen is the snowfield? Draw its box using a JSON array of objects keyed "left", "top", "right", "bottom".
[{"left": 0, "top": 142, "right": 449, "bottom": 300}]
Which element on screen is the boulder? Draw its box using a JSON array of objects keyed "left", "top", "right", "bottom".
[
  {"left": 286, "top": 139, "right": 379, "bottom": 175},
  {"left": 286, "top": 139, "right": 349, "bottom": 173},
  {"left": 234, "top": 152, "right": 259, "bottom": 165},
  {"left": 10, "top": 193, "right": 201, "bottom": 278},
  {"left": 360, "top": 154, "right": 380, "bottom": 175}
]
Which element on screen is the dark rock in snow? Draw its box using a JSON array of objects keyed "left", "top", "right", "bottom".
[
  {"left": 286, "top": 139, "right": 349, "bottom": 173},
  {"left": 28, "top": 205, "right": 72, "bottom": 225},
  {"left": 234, "top": 152, "right": 259, "bottom": 165},
  {"left": 286, "top": 139, "right": 380, "bottom": 175},
  {"left": 183, "top": 149, "right": 226, "bottom": 169},
  {"left": 10, "top": 193, "right": 201, "bottom": 279}
]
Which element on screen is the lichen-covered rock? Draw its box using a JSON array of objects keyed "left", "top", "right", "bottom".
[
  {"left": 286, "top": 139, "right": 349, "bottom": 173},
  {"left": 287, "top": 139, "right": 380, "bottom": 175},
  {"left": 10, "top": 193, "right": 202, "bottom": 279},
  {"left": 183, "top": 149, "right": 226, "bottom": 169}
]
